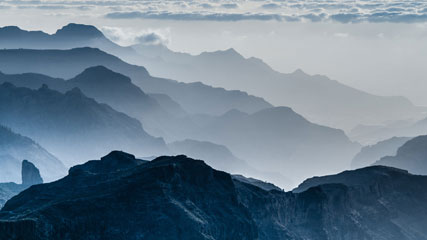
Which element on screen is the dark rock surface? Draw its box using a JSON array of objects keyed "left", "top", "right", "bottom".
[{"left": 1, "top": 152, "right": 427, "bottom": 240}]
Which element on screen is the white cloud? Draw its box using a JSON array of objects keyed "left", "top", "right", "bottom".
[
  {"left": 101, "top": 26, "right": 171, "bottom": 46},
  {"left": 3, "top": 0, "right": 427, "bottom": 23}
]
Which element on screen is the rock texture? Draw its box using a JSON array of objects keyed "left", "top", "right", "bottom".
[{"left": 1, "top": 152, "right": 427, "bottom": 240}]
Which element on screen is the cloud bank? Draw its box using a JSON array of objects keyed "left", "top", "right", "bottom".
[{"left": 2, "top": 0, "right": 427, "bottom": 23}]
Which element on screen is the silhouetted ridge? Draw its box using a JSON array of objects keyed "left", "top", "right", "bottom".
[
  {"left": 69, "top": 151, "right": 143, "bottom": 175},
  {"left": 55, "top": 23, "right": 104, "bottom": 39},
  {"left": 2, "top": 152, "right": 427, "bottom": 239},
  {"left": 72, "top": 66, "right": 132, "bottom": 84},
  {"left": 293, "top": 165, "right": 410, "bottom": 193}
]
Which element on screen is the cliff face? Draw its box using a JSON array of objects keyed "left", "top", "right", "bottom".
[{"left": 1, "top": 152, "right": 427, "bottom": 240}]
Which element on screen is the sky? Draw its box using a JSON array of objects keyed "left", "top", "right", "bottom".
[{"left": 1, "top": 0, "right": 427, "bottom": 105}]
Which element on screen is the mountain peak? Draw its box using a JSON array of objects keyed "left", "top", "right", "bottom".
[
  {"left": 291, "top": 68, "right": 308, "bottom": 76},
  {"left": 71, "top": 66, "right": 132, "bottom": 84},
  {"left": 55, "top": 23, "right": 104, "bottom": 39},
  {"left": 69, "top": 151, "right": 143, "bottom": 175}
]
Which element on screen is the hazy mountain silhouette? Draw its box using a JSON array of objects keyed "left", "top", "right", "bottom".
[
  {"left": 1, "top": 23, "right": 422, "bottom": 130},
  {"left": 351, "top": 136, "right": 411, "bottom": 169},
  {"left": 185, "top": 107, "right": 360, "bottom": 185},
  {"left": 0, "top": 47, "right": 272, "bottom": 116},
  {"left": 374, "top": 135, "right": 427, "bottom": 175},
  {"left": 0, "top": 83, "right": 167, "bottom": 166},
  {"left": 133, "top": 44, "right": 427, "bottom": 129},
  {"left": 168, "top": 139, "right": 292, "bottom": 188},
  {"left": 0, "top": 125, "right": 66, "bottom": 183},
  {"left": 1, "top": 152, "right": 427, "bottom": 239},
  {"left": 0, "top": 66, "right": 199, "bottom": 140},
  {"left": 349, "top": 117, "right": 427, "bottom": 144},
  {"left": 0, "top": 160, "right": 43, "bottom": 209}
]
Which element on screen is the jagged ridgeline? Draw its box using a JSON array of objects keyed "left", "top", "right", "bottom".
[{"left": 0, "top": 152, "right": 427, "bottom": 240}]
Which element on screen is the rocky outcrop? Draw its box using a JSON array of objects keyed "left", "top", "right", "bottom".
[
  {"left": 0, "top": 160, "right": 43, "bottom": 209},
  {"left": 1, "top": 152, "right": 427, "bottom": 240},
  {"left": 21, "top": 160, "right": 43, "bottom": 186}
]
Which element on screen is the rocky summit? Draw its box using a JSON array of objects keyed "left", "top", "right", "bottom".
[{"left": 1, "top": 151, "right": 427, "bottom": 240}]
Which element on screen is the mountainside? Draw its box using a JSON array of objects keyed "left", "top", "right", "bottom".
[
  {"left": 1, "top": 152, "right": 427, "bottom": 240},
  {"left": 374, "top": 135, "right": 427, "bottom": 175},
  {"left": 186, "top": 107, "right": 361, "bottom": 185},
  {"left": 351, "top": 136, "right": 411, "bottom": 169},
  {"left": 0, "top": 47, "right": 272, "bottom": 116},
  {"left": 0, "top": 83, "right": 167, "bottom": 166},
  {"left": 0, "top": 125, "right": 66, "bottom": 183}
]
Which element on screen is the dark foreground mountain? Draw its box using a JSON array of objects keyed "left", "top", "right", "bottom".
[
  {"left": 0, "top": 125, "right": 66, "bottom": 183},
  {"left": 351, "top": 136, "right": 411, "bottom": 169},
  {"left": 0, "top": 160, "right": 43, "bottom": 209},
  {"left": 1, "top": 151, "right": 427, "bottom": 240},
  {"left": 0, "top": 83, "right": 167, "bottom": 166},
  {"left": 374, "top": 135, "right": 427, "bottom": 175},
  {"left": 0, "top": 47, "right": 272, "bottom": 116}
]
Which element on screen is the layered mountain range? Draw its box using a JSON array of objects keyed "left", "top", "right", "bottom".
[
  {"left": 0, "top": 59, "right": 360, "bottom": 187},
  {"left": 0, "top": 82, "right": 167, "bottom": 166},
  {"left": 0, "top": 23, "right": 424, "bottom": 130},
  {"left": 1, "top": 152, "right": 426, "bottom": 240}
]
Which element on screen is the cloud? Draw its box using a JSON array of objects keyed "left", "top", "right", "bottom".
[
  {"left": 221, "top": 3, "right": 238, "bottom": 9},
  {"left": 3, "top": 0, "right": 427, "bottom": 24},
  {"left": 105, "top": 11, "right": 285, "bottom": 22},
  {"left": 101, "top": 26, "right": 170, "bottom": 46},
  {"left": 260, "top": 3, "right": 281, "bottom": 10}
]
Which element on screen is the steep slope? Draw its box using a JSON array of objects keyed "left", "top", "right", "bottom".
[
  {"left": 187, "top": 107, "right": 361, "bottom": 185},
  {"left": 0, "top": 48, "right": 272, "bottom": 116},
  {"left": 351, "top": 136, "right": 411, "bottom": 169},
  {"left": 1, "top": 152, "right": 427, "bottom": 240},
  {"left": 374, "top": 135, "right": 427, "bottom": 174},
  {"left": 0, "top": 83, "right": 167, "bottom": 166},
  {"left": 0, "top": 125, "right": 66, "bottom": 183}
]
